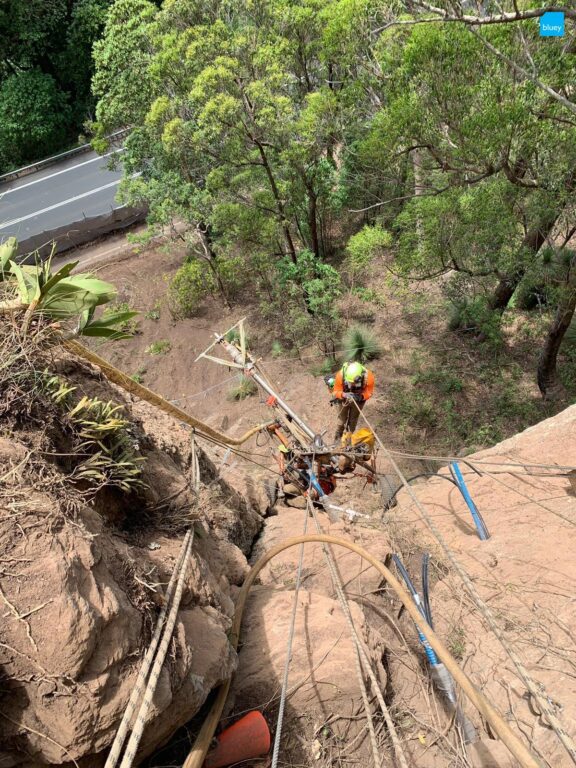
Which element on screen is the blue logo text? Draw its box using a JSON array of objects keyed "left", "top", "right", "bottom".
[{"left": 540, "top": 11, "right": 564, "bottom": 36}]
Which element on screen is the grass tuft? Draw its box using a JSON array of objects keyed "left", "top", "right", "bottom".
[
  {"left": 341, "top": 324, "right": 382, "bottom": 363},
  {"left": 228, "top": 375, "right": 257, "bottom": 401},
  {"left": 146, "top": 340, "right": 171, "bottom": 355}
]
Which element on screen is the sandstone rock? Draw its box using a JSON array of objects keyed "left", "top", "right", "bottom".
[
  {"left": 0, "top": 400, "right": 246, "bottom": 768},
  {"left": 229, "top": 586, "right": 386, "bottom": 765}
]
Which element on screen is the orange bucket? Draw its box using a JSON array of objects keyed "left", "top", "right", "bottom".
[{"left": 204, "top": 711, "right": 271, "bottom": 768}]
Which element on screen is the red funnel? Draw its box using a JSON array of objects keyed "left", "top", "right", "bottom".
[{"left": 204, "top": 711, "right": 271, "bottom": 768}]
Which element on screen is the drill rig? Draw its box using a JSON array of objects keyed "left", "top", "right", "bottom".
[{"left": 195, "top": 320, "right": 379, "bottom": 516}]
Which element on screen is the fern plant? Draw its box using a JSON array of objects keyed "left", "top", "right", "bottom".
[{"left": 44, "top": 382, "right": 145, "bottom": 492}]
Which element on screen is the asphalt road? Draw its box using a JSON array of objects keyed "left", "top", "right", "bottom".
[{"left": 0, "top": 148, "right": 126, "bottom": 246}]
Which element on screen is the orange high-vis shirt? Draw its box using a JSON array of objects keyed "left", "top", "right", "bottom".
[{"left": 333, "top": 369, "right": 375, "bottom": 401}]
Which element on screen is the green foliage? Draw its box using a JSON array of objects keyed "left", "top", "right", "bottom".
[
  {"left": 64, "top": 394, "right": 144, "bottom": 491},
  {"left": 90, "top": 0, "right": 576, "bottom": 391},
  {"left": 309, "top": 358, "right": 334, "bottom": 378},
  {"left": 0, "top": 238, "right": 133, "bottom": 339},
  {"left": 346, "top": 225, "right": 392, "bottom": 277},
  {"left": 412, "top": 368, "right": 464, "bottom": 394},
  {"left": 225, "top": 328, "right": 252, "bottom": 349},
  {"left": 0, "top": 71, "right": 71, "bottom": 168},
  {"left": 270, "top": 249, "right": 343, "bottom": 354},
  {"left": 353, "top": 287, "right": 386, "bottom": 307},
  {"left": 42, "top": 381, "right": 144, "bottom": 492},
  {"left": 271, "top": 341, "right": 284, "bottom": 358},
  {"left": 447, "top": 297, "right": 504, "bottom": 348},
  {"left": 0, "top": 0, "right": 118, "bottom": 170},
  {"left": 92, "top": 0, "right": 158, "bottom": 134},
  {"left": 228, "top": 375, "right": 257, "bottom": 401},
  {"left": 342, "top": 324, "right": 382, "bottom": 363},
  {"left": 146, "top": 340, "right": 171, "bottom": 355},
  {"left": 389, "top": 384, "right": 438, "bottom": 430},
  {"left": 168, "top": 260, "right": 216, "bottom": 318},
  {"left": 102, "top": 301, "right": 139, "bottom": 334},
  {"left": 144, "top": 302, "right": 161, "bottom": 321},
  {"left": 447, "top": 626, "right": 466, "bottom": 661}
]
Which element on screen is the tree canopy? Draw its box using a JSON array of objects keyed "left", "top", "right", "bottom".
[
  {"left": 91, "top": 0, "right": 575, "bottom": 395},
  {"left": 0, "top": 0, "right": 166, "bottom": 170}
]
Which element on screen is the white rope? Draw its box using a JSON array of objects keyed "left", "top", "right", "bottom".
[
  {"left": 104, "top": 528, "right": 194, "bottom": 768},
  {"left": 270, "top": 506, "right": 308, "bottom": 768},
  {"left": 118, "top": 530, "right": 195, "bottom": 768},
  {"left": 309, "top": 503, "right": 381, "bottom": 766},
  {"left": 309, "top": 501, "right": 407, "bottom": 768}
]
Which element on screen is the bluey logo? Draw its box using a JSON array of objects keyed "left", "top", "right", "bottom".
[{"left": 540, "top": 11, "right": 564, "bottom": 36}]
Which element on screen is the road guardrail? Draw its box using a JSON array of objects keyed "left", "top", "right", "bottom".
[{"left": 0, "top": 128, "right": 130, "bottom": 186}]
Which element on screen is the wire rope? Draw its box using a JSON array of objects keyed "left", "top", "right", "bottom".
[
  {"left": 270, "top": 508, "right": 308, "bottom": 768},
  {"left": 309, "top": 501, "right": 395, "bottom": 768}
]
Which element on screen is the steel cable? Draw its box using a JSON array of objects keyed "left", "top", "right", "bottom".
[
  {"left": 309, "top": 501, "right": 399, "bottom": 768},
  {"left": 270, "top": 506, "right": 308, "bottom": 768}
]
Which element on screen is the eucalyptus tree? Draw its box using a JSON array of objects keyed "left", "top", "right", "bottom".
[
  {"left": 93, "top": 0, "right": 350, "bottom": 289},
  {"left": 342, "top": 13, "right": 576, "bottom": 394}
]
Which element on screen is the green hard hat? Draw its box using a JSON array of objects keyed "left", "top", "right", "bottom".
[{"left": 344, "top": 362, "right": 365, "bottom": 383}]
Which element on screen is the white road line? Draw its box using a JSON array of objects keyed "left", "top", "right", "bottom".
[
  {"left": 0, "top": 180, "right": 125, "bottom": 229},
  {"left": 0, "top": 149, "right": 125, "bottom": 195}
]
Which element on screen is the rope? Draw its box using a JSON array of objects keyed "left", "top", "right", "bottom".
[
  {"left": 309, "top": 501, "right": 393, "bottom": 768},
  {"left": 270, "top": 507, "right": 308, "bottom": 768},
  {"left": 480, "top": 468, "right": 576, "bottom": 528},
  {"left": 104, "top": 528, "right": 194, "bottom": 768},
  {"left": 182, "top": 535, "right": 542, "bottom": 768},
  {"left": 64, "top": 340, "right": 272, "bottom": 446},
  {"left": 384, "top": 447, "right": 576, "bottom": 473},
  {"left": 118, "top": 530, "right": 195, "bottom": 768},
  {"left": 353, "top": 402, "right": 576, "bottom": 766},
  {"left": 170, "top": 374, "right": 242, "bottom": 404},
  {"left": 190, "top": 433, "right": 200, "bottom": 495}
]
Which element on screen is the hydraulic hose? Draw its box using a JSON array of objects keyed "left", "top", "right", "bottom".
[
  {"left": 183, "top": 535, "right": 542, "bottom": 768},
  {"left": 64, "top": 340, "right": 271, "bottom": 446}
]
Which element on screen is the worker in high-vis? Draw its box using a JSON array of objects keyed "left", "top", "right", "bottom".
[{"left": 330, "top": 362, "right": 375, "bottom": 443}]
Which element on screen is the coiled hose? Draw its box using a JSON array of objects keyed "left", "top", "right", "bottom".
[{"left": 183, "top": 534, "right": 542, "bottom": 768}]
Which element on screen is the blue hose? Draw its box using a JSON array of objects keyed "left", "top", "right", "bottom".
[
  {"left": 392, "top": 555, "right": 439, "bottom": 665},
  {"left": 450, "top": 462, "right": 490, "bottom": 540},
  {"left": 393, "top": 554, "right": 477, "bottom": 744}
]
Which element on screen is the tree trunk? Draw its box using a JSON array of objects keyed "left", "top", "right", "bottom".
[
  {"left": 489, "top": 273, "right": 523, "bottom": 312},
  {"left": 489, "top": 214, "right": 561, "bottom": 311},
  {"left": 308, "top": 187, "right": 320, "bottom": 259},
  {"left": 490, "top": 169, "right": 575, "bottom": 311},
  {"left": 254, "top": 140, "right": 298, "bottom": 263},
  {"left": 197, "top": 223, "right": 232, "bottom": 310},
  {"left": 537, "top": 265, "right": 576, "bottom": 398},
  {"left": 412, "top": 149, "right": 425, "bottom": 255}
]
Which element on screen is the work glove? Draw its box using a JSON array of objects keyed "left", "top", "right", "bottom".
[
  {"left": 329, "top": 398, "right": 339, "bottom": 406},
  {"left": 344, "top": 392, "right": 363, "bottom": 403}
]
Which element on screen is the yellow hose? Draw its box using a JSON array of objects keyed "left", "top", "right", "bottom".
[
  {"left": 183, "top": 534, "right": 542, "bottom": 768},
  {"left": 64, "top": 340, "right": 271, "bottom": 446}
]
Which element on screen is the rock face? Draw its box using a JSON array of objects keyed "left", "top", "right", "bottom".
[
  {"left": 391, "top": 403, "right": 576, "bottom": 767},
  {"left": 226, "top": 507, "right": 394, "bottom": 766},
  {"left": 0, "top": 397, "right": 255, "bottom": 768}
]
